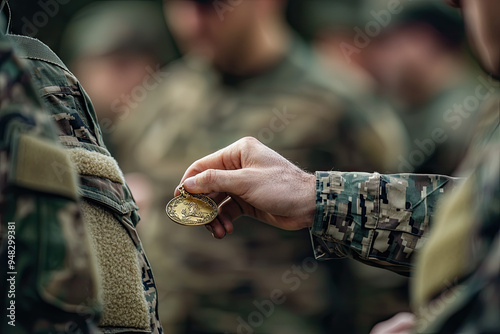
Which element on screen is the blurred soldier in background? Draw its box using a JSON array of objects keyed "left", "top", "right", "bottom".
[
  {"left": 299, "top": 0, "right": 372, "bottom": 89},
  {"left": 298, "top": 1, "right": 415, "bottom": 332},
  {"left": 363, "top": 0, "right": 482, "bottom": 175},
  {"left": 299, "top": 0, "right": 409, "bottom": 174},
  {"left": 60, "top": 1, "right": 176, "bottom": 222},
  {"left": 115, "top": 0, "right": 408, "bottom": 332},
  {"left": 60, "top": 1, "right": 175, "bottom": 158}
]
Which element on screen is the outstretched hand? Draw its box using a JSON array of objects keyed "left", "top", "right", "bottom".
[{"left": 175, "top": 137, "right": 317, "bottom": 239}]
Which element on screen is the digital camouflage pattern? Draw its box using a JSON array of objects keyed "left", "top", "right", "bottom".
[
  {"left": 115, "top": 36, "right": 409, "bottom": 333},
  {"left": 312, "top": 172, "right": 460, "bottom": 274},
  {"left": 0, "top": 30, "right": 100, "bottom": 333},
  {"left": 1, "top": 31, "right": 162, "bottom": 333},
  {"left": 311, "top": 92, "right": 500, "bottom": 333}
]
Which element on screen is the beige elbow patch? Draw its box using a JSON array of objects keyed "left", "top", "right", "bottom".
[
  {"left": 67, "top": 148, "right": 124, "bottom": 184},
  {"left": 81, "top": 200, "right": 150, "bottom": 330}
]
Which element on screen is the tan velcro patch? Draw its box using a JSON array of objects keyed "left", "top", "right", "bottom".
[
  {"left": 67, "top": 148, "right": 124, "bottom": 184},
  {"left": 81, "top": 200, "right": 150, "bottom": 330},
  {"left": 14, "top": 134, "right": 77, "bottom": 199}
]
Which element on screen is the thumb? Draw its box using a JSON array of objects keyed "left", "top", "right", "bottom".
[{"left": 182, "top": 169, "right": 245, "bottom": 195}]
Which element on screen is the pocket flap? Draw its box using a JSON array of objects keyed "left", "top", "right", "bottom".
[{"left": 12, "top": 134, "right": 77, "bottom": 199}]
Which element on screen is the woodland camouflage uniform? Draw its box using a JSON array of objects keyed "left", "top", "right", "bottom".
[
  {"left": 0, "top": 27, "right": 100, "bottom": 334},
  {"left": 0, "top": 28, "right": 162, "bottom": 333}
]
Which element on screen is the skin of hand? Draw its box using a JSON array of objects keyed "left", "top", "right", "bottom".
[
  {"left": 369, "top": 312, "right": 416, "bottom": 334},
  {"left": 175, "top": 137, "right": 317, "bottom": 239}
]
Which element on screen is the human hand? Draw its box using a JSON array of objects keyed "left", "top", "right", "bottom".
[
  {"left": 370, "top": 312, "right": 416, "bottom": 334},
  {"left": 175, "top": 137, "right": 317, "bottom": 239}
]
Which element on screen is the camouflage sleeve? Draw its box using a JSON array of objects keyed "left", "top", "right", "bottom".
[
  {"left": 0, "top": 32, "right": 100, "bottom": 333},
  {"left": 310, "top": 171, "right": 462, "bottom": 275}
]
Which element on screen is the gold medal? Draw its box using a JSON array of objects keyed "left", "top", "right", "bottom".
[{"left": 166, "top": 187, "right": 218, "bottom": 226}]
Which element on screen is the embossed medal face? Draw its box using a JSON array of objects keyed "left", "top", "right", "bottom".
[{"left": 166, "top": 188, "right": 218, "bottom": 226}]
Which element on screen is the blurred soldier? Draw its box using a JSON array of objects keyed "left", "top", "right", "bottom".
[
  {"left": 299, "top": 1, "right": 413, "bottom": 331},
  {"left": 116, "top": 0, "right": 408, "bottom": 332},
  {"left": 299, "top": 0, "right": 371, "bottom": 88},
  {"left": 0, "top": 7, "right": 162, "bottom": 334},
  {"left": 60, "top": 1, "right": 176, "bottom": 222},
  {"left": 60, "top": 1, "right": 175, "bottom": 158},
  {"left": 364, "top": 0, "right": 482, "bottom": 175},
  {"left": 299, "top": 0, "right": 409, "bottom": 173}
]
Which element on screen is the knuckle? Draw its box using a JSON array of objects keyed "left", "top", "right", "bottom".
[
  {"left": 240, "top": 136, "right": 260, "bottom": 147},
  {"left": 238, "top": 137, "right": 263, "bottom": 155}
]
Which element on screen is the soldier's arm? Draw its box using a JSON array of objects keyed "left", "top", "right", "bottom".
[
  {"left": 179, "top": 137, "right": 463, "bottom": 276},
  {"left": 0, "top": 31, "right": 100, "bottom": 333},
  {"left": 311, "top": 171, "right": 461, "bottom": 275}
]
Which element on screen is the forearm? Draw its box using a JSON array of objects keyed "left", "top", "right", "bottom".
[{"left": 310, "top": 171, "right": 462, "bottom": 275}]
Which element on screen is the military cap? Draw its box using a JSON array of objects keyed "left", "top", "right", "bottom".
[
  {"left": 60, "top": 1, "right": 175, "bottom": 65},
  {"left": 360, "top": 0, "right": 465, "bottom": 47},
  {"left": 298, "top": 0, "right": 364, "bottom": 39},
  {"left": 393, "top": 0, "right": 465, "bottom": 46}
]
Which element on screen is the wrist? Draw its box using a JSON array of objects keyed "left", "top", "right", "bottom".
[{"left": 302, "top": 172, "right": 317, "bottom": 228}]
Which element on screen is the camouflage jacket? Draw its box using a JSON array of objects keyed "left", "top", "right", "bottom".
[
  {"left": 311, "top": 94, "right": 500, "bottom": 333},
  {"left": 0, "top": 30, "right": 100, "bottom": 333},
  {"left": 1, "top": 32, "right": 162, "bottom": 334}
]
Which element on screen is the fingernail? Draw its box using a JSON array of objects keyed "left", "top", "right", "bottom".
[{"left": 184, "top": 177, "right": 196, "bottom": 190}]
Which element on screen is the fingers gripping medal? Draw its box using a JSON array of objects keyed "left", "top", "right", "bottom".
[{"left": 166, "top": 186, "right": 218, "bottom": 226}]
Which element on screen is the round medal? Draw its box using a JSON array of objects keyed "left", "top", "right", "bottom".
[{"left": 166, "top": 187, "right": 218, "bottom": 226}]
